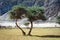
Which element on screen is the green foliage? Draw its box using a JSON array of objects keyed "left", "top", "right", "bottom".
[
  {"left": 25, "top": 6, "right": 46, "bottom": 21},
  {"left": 56, "top": 16, "right": 60, "bottom": 24},
  {"left": 8, "top": 4, "right": 46, "bottom": 21},
  {"left": 26, "top": 6, "right": 44, "bottom": 16},
  {"left": 10, "top": 12, "right": 16, "bottom": 19},
  {"left": 11, "top": 4, "right": 25, "bottom": 11},
  {"left": 9, "top": 4, "right": 27, "bottom": 19}
]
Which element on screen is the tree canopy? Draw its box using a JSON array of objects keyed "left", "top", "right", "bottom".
[
  {"left": 9, "top": 4, "right": 27, "bottom": 19},
  {"left": 25, "top": 6, "right": 47, "bottom": 21}
]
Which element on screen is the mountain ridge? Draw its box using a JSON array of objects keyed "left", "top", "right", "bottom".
[
  {"left": 0, "top": 0, "right": 44, "bottom": 15},
  {"left": 0, "top": 0, "right": 60, "bottom": 21}
]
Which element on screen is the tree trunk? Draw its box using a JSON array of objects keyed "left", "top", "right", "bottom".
[
  {"left": 15, "top": 19, "right": 26, "bottom": 35},
  {"left": 27, "top": 20, "right": 33, "bottom": 35}
]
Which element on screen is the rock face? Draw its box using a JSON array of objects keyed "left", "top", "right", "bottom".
[
  {"left": 0, "top": 0, "right": 18, "bottom": 15},
  {"left": 44, "top": 0, "right": 60, "bottom": 21},
  {"left": 0, "top": 0, "right": 60, "bottom": 20},
  {"left": 44, "top": 0, "right": 60, "bottom": 18},
  {"left": 0, "top": 0, "right": 44, "bottom": 15}
]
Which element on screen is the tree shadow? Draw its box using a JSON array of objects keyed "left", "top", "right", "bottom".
[{"left": 30, "top": 35, "right": 60, "bottom": 38}]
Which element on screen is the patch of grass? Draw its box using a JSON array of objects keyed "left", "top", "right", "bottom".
[{"left": 0, "top": 27, "right": 60, "bottom": 40}]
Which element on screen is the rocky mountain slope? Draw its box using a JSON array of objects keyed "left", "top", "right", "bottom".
[
  {"left": 0, "top": 0, "right": 44, "bottom": 15},
  {"left": 0, "top": 0, "right": 60, "bottom": 21}
]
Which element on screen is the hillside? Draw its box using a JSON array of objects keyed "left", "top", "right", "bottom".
[
  {"left": 0, "top": 0, "right": 60, "bottom": 21},
  {"left": 0, "top": 0, "right": 44, "bottom": 15}
]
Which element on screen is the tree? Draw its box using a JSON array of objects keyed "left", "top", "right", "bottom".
[
  {"left": 25, "top": 6, "right": 47, "bottom": 35},
  {"left": 9, "top": 5, "right": 27, "bottom": 35},
  {"left": 56, "top": 16, "right": 60, "bottom": 24}
]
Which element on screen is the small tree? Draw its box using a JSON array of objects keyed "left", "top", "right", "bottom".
[
  {"left": 25, "top": 6, "right": 47, "bottom": 35},
  {"left": 9, "top": 5, "right": 27, "bottom": 35},
  {"left": 56, "top": 16, "right": 60, "bottom": 24}
]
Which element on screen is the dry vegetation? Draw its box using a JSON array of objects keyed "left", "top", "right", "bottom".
[{"left": 0, "top": 27, "right": 60, "bottom": 40}]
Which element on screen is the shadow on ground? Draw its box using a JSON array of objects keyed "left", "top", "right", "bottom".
[{"left": 30, "top": 35, "right": 60, "bottom": 38}]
